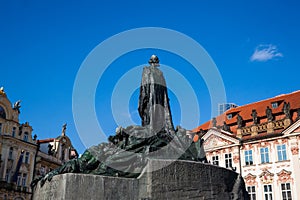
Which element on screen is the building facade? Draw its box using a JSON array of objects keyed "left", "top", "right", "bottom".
[
  {"left": 194, "top": 90, "right": 300, "bottom": 200},
  {"left": 34, "top": 124, "right": 78, "bottom": 179},
  {"left": 0, "top": 88, "right": 37, "bottom": 200},
  {"left": 0, "top": 88, "right": 78, "bottom": 200}
]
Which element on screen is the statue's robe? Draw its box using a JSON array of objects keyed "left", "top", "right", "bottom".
[{"left": 138, "top": 66, "right": 174, "bottom": 134}]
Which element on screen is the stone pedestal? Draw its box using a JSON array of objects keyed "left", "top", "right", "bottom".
[
  {"left": 251, "top": 125, "right": 258, "bottom": 136},
  {"left": 267, "top": 122, "right": 274, "bottom": 133},
  {"left": 33, "top": 159, "right": 249, "bottom": 200},
  {"left": 236, "top": 128, "right": 242, "bottom": 138},
  {"left": 284, "top": 118, "right": 292, "bottom": 128}
]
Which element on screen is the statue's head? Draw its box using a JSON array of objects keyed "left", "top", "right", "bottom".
[{"left": 148, "top": 55, "right": 160, "bottom": 67}]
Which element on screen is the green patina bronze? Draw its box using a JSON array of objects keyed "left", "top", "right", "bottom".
[{"left": 31, "top": 55, "right": 206, "bottom": 188}]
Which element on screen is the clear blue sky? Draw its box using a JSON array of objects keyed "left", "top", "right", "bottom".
[{"left": 1, "top": 1, "right": 300, "bottom": 154}]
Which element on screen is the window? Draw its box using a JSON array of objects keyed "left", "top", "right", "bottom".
[
  {"left": 12, "top": 127, "right": 16, "bottom": 137},
  {"left": 263, "top": 185, "right": 273, "bottom": 200},
  {"left": 281, "top": 183, "right": 292, "bottom": 200},
  {"left": 212, "top": 156, "right": 219, "bottom": 165},
  {"left": 5, "top": 169, "right": 10, "bottom": 182},
  {"left": 24, "top": 152, "right": 30, "bottom": 164},
  {"left": 23, "top": 132, "right": 28, "bottom": 142},
  {"left": 17, "top": 173, "right": 21, "bottom": 186},
  {"left": 225, "top": 153, "right": 232, "bottom": 168},
  {"left": 245, "top": 150, "right": 253, "bottom": 165},
  {"left": 271, "top": 102, "right": 278, "bottom": 109},
  {"left": 227, "top": 114, "right": 233, "bottom": 119},
  {"left": 21, "top": 173, "right": 27, "bottom": 186},
  {"left": 20, "top": 151, "right": 24, "bottom": 158},
  {"left": 247, "top": 186, "right": 256, "bottom": 200},
  {"left": 260, "top": 147, "right": 270, "bottom": 163},
  {"left": 0, "top": 106, "right": 6, "bottom": 119},
  {"left": 8, "top": 147, "right": 13, "bottom": 160},
  {"left": 277, "top": 144, "right": 287, "bottom": 161}
]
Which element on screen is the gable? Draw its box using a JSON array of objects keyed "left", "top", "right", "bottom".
[
  {"left": 282, "top": 119, "right": 300, "bottom": 135},
  {"left": 293, "top": 126, "right": 300, "bottom": 133},
  {"left": 204, "top": 134, "right": 233, "bottom": 150},
  {"left": 202, "top": 128, "right": 240, "bottom": 150}
]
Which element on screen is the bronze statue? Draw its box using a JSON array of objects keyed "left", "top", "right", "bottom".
[
  {"left": 138, "top": 55, "right": 175, "bottom": 133},
  {"left": 31, "top": 55, "right": 206, "bottom": 188}
]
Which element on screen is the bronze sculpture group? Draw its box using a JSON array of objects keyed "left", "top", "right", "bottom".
[{"left": 31, "top": 55, "right": 206, "bottom": 187}]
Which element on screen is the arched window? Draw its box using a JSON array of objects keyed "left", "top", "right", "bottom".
[
  {"left": 9, "top": 147, "right": 13, "bottom": 160},
  {"left": 23, "top": 132, "right": 28, "bottom": 142},
  {"left": 0, "top": 106, "right": 6, "bottom": 119},
  {"left": 12, "top": 127, "right": 16, "bottom": 137}
]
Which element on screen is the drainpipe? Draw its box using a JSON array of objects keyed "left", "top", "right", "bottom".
[{"left": 238, "top": 141, "right": 243, "bottom": 176}]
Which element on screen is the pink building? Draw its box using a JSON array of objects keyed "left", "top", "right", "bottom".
[{"left": 193, "top": 90, "right": 300, "bottom": 200}]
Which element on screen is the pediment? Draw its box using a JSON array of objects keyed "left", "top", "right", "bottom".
[
  {"left": 19, "top": 164, "right": 29, "bottom": 173},
  {"left": 259, "top": 169, "right": 274, "bottom": 184},
  {"left": 202, "top": 128, "right": 240, "bottom": 150},
  {"left": 244, "top": 173, "right": 257, "bottom": 186},
  {"left": 277, "top": 169, "right": 293, "bottom": 183},
  {"left": 282, "top": 119, "right": 300, "bottom": 135}
]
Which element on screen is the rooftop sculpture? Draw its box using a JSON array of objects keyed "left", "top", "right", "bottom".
[{"left": 31, "top": 55, "right": 206, "bottom": 187}]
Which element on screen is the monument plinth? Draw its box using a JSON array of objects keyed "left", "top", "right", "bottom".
[{"left": 33, "top": 159, "right": 249, "bottom": 200}]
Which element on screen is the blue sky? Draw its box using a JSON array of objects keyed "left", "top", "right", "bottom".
[{"left": 1, "top": 1, "right": 300, "bottom": 154}]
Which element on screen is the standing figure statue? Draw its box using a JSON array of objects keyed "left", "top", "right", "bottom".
[
  {"left": 251, "top": 109, "right": 258, "bottom": 125},
  {"left": 237, "top": 114, "right": 243, "bottom": 128},
  {"left": 266, "top": 106, "right": 273, "bottom": 122},
  {"left": 138, "top": 55, "right": 175, "bottom": 134},
  {"left": 222, "top": 121, "right": 231, "bottom": 132},
  {"left": 282, "top": 102, "right": 291, "bottom": 119},
  {"left": 212, "top": 117, "right": 217, "bottom": 127}
]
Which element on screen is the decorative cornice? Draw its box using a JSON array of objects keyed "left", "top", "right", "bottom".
[
  {"left": 244, "top": 173, "right": 257, "bottom": 186},
  {"left": 277, "top": 169, "right": 293, "bottom": 184},
  {"left": 259, "top": 169, "right": 274, "bottom": 184}
]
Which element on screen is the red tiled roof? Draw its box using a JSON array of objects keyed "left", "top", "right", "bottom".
[
  {"left": 193, "top": 90, "right": 300, "bottom": 134},
  {"left": 38, "top": 138, "right": 55, "bottom": 143}
]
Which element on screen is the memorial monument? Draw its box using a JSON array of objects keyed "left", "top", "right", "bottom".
[{"left": 32, "top": 55, "right": 249, "bottom": 200}]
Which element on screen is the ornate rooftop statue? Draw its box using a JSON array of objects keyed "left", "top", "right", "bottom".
[
  {"left": 222, "top": 121, "right": 231, "bottom": 132},
  {"left": 0, "top": 86, "right": 6, "bottom": 96},
  {"left": 297, "top": 109, "right": 300, "bottom": 120},
  {"left": 212, "top": 117, "right": 217, "bottom": 127},
  {"left": 266, "top": 106, "right": 273, "bottom": 122},
  {"left": 13, "top": 100, "right": 21, "bottom": 113},
  {"left": 31, "top": 55, "right": 206, "bottom": 188},
  {"left": 237, "top": 114, "right": 243, "bottom": 128},
  {"left": 251, "top": 109, "right": 258, "bottom": 125},
  {"left": 282, "top": 102, "right": 291, "bottom": 119}
]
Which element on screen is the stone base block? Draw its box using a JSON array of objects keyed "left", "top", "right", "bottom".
[{"left": 33, "top": 159, "right": 249, "bottom": 200}]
